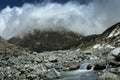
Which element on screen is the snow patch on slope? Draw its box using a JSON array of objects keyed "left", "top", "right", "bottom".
[
  {"left": 107, "top": 26, "right": 120, "bottom": 38},
  {"left": 93, "top": 44, "right": 115, "bottom": 49}
]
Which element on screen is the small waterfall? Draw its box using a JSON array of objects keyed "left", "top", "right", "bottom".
[
  {"left": 58, "top": 58, "right": 99, "bottom": 80},
  {"left": 80, "top": 58, "right": 99, "bottom": 70},
  {"left": 80, "top": 60, "right": 91, "bottom": 69},
  {"left": 105, "top": 59, "right": 110, "bottom": 71}
]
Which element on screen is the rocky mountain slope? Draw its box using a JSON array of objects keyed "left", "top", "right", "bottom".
[
  {"left": 8, "top": 22, "right": 120, "bottom": 53},
  {"left": 100, "top": 22, "right": 120, "bottom": 47},
  {"left": 78, "top": 22, "right": 120, "bottom": 52},
  {"left": 0, "top": 36, "right": 24, "bottom": 55},
  {"left": 8, "top": 30, "right": 82, "bottom": 52}
]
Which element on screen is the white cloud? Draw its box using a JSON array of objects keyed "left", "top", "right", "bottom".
[{"left": 0, "top": 0, "right": 120, "bottom": 39}]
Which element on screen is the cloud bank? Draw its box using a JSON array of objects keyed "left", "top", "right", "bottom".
[{"left": 0, "top": 0, "right": 120, "bottom": 39}]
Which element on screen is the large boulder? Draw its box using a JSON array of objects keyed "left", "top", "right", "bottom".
[
  {"left": 110, "top": 47, "right": 120, "bottom": 61},
  {"left": 63, "top": 62, "right": 80, "bottom": 71}
]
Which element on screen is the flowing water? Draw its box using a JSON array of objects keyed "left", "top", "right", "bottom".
[{"left": 57, "top": 58, "right": 99, "bottom": 80}]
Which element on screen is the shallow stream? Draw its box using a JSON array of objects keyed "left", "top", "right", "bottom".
[{"left": 57, "top": 58, "right": 99, "bottom": 80}]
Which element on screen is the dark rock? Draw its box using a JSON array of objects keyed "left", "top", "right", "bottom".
[
  {"left": 94, "top": 64, "right": 106, "bottom": 70},
  {"left": 87, "top": 60, "right": 106, "bottom": 70},
  {"left": 20, "top": 69, "right": 27, "bottom": 74},
  {"left": 115, "top": 56, "right": 120, "bottom": 61},
  {"left": 109, "top": 61, "right": 117, "bottom": 67},
  {"left": 87, "top": 65, "right": 92, "bottom": 70}
]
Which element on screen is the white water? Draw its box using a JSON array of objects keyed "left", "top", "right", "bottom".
[
  {"left": 58, "top": 58, "right": 99, "bottom": 80},
  {"left": 59, "top": 70, "right": 97, "bottom": 80}
]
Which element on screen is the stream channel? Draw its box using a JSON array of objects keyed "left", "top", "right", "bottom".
[{"left": 57, "top": 58, "right": 99, "bottom": 80}]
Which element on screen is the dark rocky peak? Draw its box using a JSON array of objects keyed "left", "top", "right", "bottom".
[{"left": 8, "top": 30, "right": 83, "bottom": 53}]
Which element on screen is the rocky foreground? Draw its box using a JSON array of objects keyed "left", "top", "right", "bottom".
[
  {"left": 0, "top": 22, "right": 120, "bottom": 80},
  {"left": 0, "top": 47, "right": 120, "bottom": 80}
]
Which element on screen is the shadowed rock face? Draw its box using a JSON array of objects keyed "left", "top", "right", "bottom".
[{"left": 8, "top": 30, "right": 82, "bottom": 52}]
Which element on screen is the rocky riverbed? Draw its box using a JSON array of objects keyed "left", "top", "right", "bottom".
[{"left": 0, "top": 48, "right": 120, "bottom": 80}]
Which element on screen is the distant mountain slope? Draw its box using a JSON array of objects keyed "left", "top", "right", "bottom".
[
  {"left": 8, "top": 30, "right": 82, "bottom": 52},
  {"left": 0, "top": 36, "right": 24, "bottom": 54},
  {"left": 76, "top": 22, "right": 120, "bottom": 50},
  {"left": 8, "top": 22, "right": 120, "bottom": 52}
]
